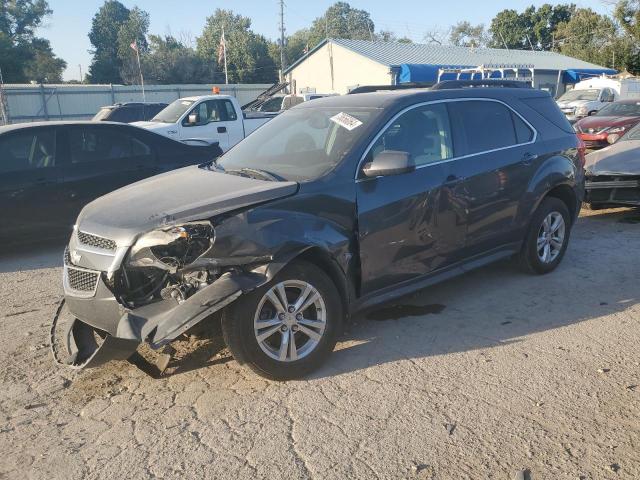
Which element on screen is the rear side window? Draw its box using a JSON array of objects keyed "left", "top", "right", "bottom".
[
  {"left": 69, "top": 127, "right": 152, "bottom": 164},
  {"left": 513, "top": 113, "right": 534, "bottom": 143},
  {"left": 448, "top": 100, "right": 526, "bottom": 156},
  {"left": 0, "top": 129, "right": 56, "bottom": 173}
]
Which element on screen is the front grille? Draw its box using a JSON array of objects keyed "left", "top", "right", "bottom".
[
  {"left": 64, "top": 247, "right": 72, "bottom": 266},
  {"left": 77, "top": 231, "right": 116, "bottom": 251},
  {"left": 67, "top": 267, "right": 99, "bottom": 292}
]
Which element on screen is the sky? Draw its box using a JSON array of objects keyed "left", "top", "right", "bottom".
[{"left": 39, "top": 0, "right": 614, "bottom": 81}]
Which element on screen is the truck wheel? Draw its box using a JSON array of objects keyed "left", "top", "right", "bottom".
[
  {"left": 518, "top": 197, "right": 571, "bottom": 275},
  {"left": 221, "top": 260, "right": 342, "bottom": 380}
]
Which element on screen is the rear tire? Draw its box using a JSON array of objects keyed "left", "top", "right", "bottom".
[
  {"left": 518, "top": 197, "right": 571, "bottom": 275},
  {"left": 221, "top": 260, "right": 342, "bottom": 380}
]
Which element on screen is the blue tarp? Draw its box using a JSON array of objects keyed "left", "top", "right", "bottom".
[
  {"left": 399, "top": 63, "right": 618, "bottom": 85},
  {"left": 563, "top": 68, "right": 618, "bottom": 83}
]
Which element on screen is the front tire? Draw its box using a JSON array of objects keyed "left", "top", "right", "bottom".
[
  {"left": 518, "top": 197, "right": 571, "bottom": 274},
  {"left": 221, "top": 260, "right": 342, "bottom": 380}
]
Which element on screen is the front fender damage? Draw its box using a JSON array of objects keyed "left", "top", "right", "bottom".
[{"left": 52, "top": 267, "right": 279, "bottom": 370}]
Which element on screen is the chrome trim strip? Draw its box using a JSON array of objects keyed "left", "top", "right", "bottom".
[{"left": 355, "top": 97, "right": 539, "bottom": 182}]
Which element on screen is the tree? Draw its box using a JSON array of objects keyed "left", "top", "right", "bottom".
[
  {"left": 117, "top": 7, "right": 150, "bottom": 84},
  {"left": 450, "top": 21, "right": 487, "bottom": 47},
  {"left": 0, "top": 0, "right": 66, "bottom": 82},
  {"left": 489, "top": 4, "right": 575, "bottom": 50},
  {"left": 615, "top": 0, "right": 640, "bottom": 41},
  {"left": 555, "top": 8, "right": 631, "bottom": 70},
  {"left": 87, "top": 0, "right": 131, "bottom": 83},
  {"left": 23, "top": 38, "right": 66, "bottom": 82},
  {"left": 305, "top": 2, "right": 375, "bottom": 48},
  {"left": 143, "top": 35, "right": 213, "bottom": 84},
  {"left": 197, "top": 9, "right": 277, "bottom": 83}
]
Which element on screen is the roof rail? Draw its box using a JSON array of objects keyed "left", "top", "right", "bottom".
[
  {"left": 431, "top": 79, "right": 532, "bottom": 90},
  {"left": 347, "top": 82, "right": 434, "bottom": 94}
]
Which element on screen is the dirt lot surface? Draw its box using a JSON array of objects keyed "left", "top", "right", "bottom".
[{"left": 0, "top": 208, "right": 639, "bottom": 480}]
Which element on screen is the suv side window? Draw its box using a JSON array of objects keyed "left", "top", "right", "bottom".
[
  {"left": 448, "top": 100, "right": 530, "bottom": 156},
  {"left": 366, "top": 103, "right": 453, "bottom": 167},
  {"left": 0, "top": 129, "right": 56, "bottom": 173},
  {"left": 69, "top": 127, "right": 151, "bottom": 163}
]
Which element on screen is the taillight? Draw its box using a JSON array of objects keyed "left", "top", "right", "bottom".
[{"left": 577, "top": 137, "right": 586, "bottom": 169}]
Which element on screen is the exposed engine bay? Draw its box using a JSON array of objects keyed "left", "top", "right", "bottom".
[{"left": 115, "top": 222, "right": 217, "bottom": 308}]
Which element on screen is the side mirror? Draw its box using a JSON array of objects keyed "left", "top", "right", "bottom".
[
  {"left": 363, "top": 150, "right": 415, "bottom": 178},
  {"left": 187, "top": 113, "right": 198, "bottom": 125}
]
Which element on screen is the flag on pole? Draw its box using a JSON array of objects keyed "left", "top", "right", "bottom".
[
  {"left": 217, "top": 31, "right": 226, "bottom": 64},
  {"left": 130, "top": 41, "right": 138, "bottom": 52},
  {"left": 218, "top": 27, "right": 229, "bottom": 84}
]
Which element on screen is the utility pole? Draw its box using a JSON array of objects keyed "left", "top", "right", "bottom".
[
  {"left": 78, "top": 64, "right": 83, "bottom": 83},
  {"left": 279, "top": 0, "right": 287, "bottom": 74}
]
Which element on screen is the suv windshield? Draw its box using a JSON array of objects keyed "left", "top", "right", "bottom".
[
  {"left": 152, "top": 99, "right": 195, "bottom": 123},
  {"left": 558, "top": 89, "right": 600, "bottom": 102},
  {"left": 92, "top": 108, "right": 113, "bottom": 121},
  {"left": 596, "top": 102, "right": 640, "bottom": 117},
  {"left": 218, "top": 107, "right": 379, "bottom": 181}
]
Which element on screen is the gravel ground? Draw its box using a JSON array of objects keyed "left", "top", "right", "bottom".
[{"left": 0, "top": 208, "right": 639, "bottom": 480}]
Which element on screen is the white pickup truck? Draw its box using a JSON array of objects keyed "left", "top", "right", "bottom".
[
  {"left": 556, "top": 76, "right": 640, "bottom": 122},
  {"left": 133, "top": 95, "right": 273, "bottom": 152}
]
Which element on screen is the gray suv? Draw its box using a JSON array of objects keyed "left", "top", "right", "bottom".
[{"left": 53, "top": 81, "right": 585, "bottom": 380}]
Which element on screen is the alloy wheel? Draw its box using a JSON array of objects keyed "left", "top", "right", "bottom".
[
  {"left": 536, "top": 211, "right": 566, "bottom": 264},
  {"left": 253, "top": 280, "right": 327, "bottom": 362}
]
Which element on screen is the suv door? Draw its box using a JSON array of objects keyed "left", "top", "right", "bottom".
[
  {"left": 0, "top": 127, "right": 63, "bottom": 243},
  {"left": 181, "top": 100, "right": 232, "bottom": 151},
  {"left": 446, "top": 99, "right": 537, "bottom": 257},
  {"left": 355, "top": 102, "right": 466, "bottom": 294},
  {"left": 58, "top": 125, "right": 158, "bottom": 220}
]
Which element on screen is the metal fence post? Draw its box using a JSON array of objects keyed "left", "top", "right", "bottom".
[
  {"left": 110, "top": 84, "right": 115, "bottom": 104},
  {"left": 39, "top": 84, "right": 50, "bottom": 120}
]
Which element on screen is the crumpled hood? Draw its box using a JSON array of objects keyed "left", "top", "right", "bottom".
[
  {"left": 76, "top": 166, "right": 298, "bottom": 246},
  {"left": 576, "top": 115, "right": 640, "bottom": 132},
  {"left": 585, "top": 139, "right": 640, "bottom": 175}
]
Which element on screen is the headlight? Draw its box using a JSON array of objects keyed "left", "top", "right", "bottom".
[
  {"left": 607, "top": 124, "right": 633, "bottom": 135},
  {"left": 127, "top": 222, "right": 214, "bottom": 271},
  {"left": 575, "top": 106, "right": 589, "bottom": 116}
]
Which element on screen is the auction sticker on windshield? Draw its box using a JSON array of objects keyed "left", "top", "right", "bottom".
[{"left": 330, "top": 112, "right": 363, "bottom": 131}]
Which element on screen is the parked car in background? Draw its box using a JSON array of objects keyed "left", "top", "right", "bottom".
[
  {"left": 93, "top": 102, "right": 168, "bottom": 123},
  {"left": 574, "top": 100, "right": 640, "bottom": 149},
  {"left": 585, "top": 122, "right": 640, "bottom": 209},
  {"left": 255, "top": 93, "right": 338, "bottom": 113},
  {"left": 0, "top": 121, "right": 222, "bottom": 245},
  {"left": 133, "top": 95, "right": 273, "bottom": 152},
  {"left": 557, "top": 76, "right": 640, "bottom": 122},
  {"left": 55, "top": 82, "right": 584, "bottom": 379}
]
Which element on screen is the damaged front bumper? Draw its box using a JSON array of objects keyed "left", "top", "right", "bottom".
[{"left": 52, "top": 256, "right": 267, "bottom": 370}]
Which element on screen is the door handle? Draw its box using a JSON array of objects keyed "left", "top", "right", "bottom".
[
  {"left": 217, "top": 126, "right": 227, "bottom": 133},
  {"left": 521, "top": 152, "right": 538, "bottom": 165}
]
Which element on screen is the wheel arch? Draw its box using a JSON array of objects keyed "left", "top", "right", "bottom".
[{"left": 290, "top": 247, "right": 353, "bottom": 321}]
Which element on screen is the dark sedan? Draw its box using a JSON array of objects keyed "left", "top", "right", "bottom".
[
  {"left": 0, "top": 121, "right": 222, "bottom": 245},
  {"left": 574, "top": 100, "right": 640, "bottom": 149}
]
